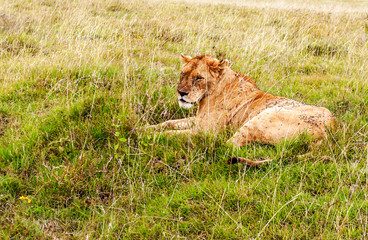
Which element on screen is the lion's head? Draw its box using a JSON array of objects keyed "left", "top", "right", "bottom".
[{"left": 177, "top": 54, "right": 229, "bottom": 109}]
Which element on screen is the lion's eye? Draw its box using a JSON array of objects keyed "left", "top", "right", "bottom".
[{"left": 194, "top": 76, "right": 203, "bottom": 83}]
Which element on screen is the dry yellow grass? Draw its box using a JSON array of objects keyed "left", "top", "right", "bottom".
[{"left": 173, "top": 0, "right": 368, "bottom": 13}]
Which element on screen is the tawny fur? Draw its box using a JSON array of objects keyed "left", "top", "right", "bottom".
[{"left": 148, "top": 54, "right": 335, "bottom": 166}]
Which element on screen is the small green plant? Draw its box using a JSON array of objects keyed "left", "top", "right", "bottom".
[{"left": 112, "top": 122, "right": 129, "bottom": 159}]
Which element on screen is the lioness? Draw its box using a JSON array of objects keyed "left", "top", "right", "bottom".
[{"left": 149, "top": 54, "right": 335, "bottom": 165}]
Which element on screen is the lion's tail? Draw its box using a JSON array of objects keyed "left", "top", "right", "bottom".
[{"left": 226, "top": 157, "right": 272, "bottom": 166}]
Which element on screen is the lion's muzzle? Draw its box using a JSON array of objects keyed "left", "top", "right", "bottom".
[{"left": 178, "top": 96, "right": 194, "bottom": 109}]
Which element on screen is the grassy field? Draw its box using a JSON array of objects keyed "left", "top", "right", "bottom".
[{"left": 0, "top": 0, "right": 368, "bottom": 238}]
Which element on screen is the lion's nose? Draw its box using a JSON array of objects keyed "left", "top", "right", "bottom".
[{"left": 178, "top": 90, "right": 189, "bottom": 97}]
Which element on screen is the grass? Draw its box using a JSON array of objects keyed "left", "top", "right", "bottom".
[{"left": 0, "top": 0, "right": 368, "bottom": 238}]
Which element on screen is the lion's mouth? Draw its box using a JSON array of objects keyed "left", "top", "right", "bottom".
[
  {"left": 178, "top": 96, "right": 195, "bottom": 104},
  {"left": 179, "top": 99, "right": 192, "bottom": 104},
  {"left": 178, "top": 97, "right": 195, "bottom": 109}
]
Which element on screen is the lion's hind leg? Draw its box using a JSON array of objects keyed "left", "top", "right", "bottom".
[
  {"left": 228, "top": 107, "right": 306, "bottom": 147},
  {"left": 226, "top": 107, "right": 311, "bottom": 165}
]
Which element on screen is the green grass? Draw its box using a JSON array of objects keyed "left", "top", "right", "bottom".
[{"left": 0, "top": 0, "right": 368, "bottom": 238}]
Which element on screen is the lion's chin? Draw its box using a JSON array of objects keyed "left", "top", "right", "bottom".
[{"left": 179, "top": 100, "right": 194, "bottom": 109}]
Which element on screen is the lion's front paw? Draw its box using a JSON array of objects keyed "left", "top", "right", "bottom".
[{"left": 141, "top": 122, "right": 173, "bottom": 131}]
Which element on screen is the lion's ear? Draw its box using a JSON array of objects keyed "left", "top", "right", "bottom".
[
  {"left": 180, "top": 53, "right": 192, "bottom": 64},
  {"left": 219, "top": 59, "right": 229, "bottom": 69}
]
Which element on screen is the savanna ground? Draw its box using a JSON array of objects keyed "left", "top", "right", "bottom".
[{"left": 0, "top": 0, "right": 368, "bottom": 238}]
